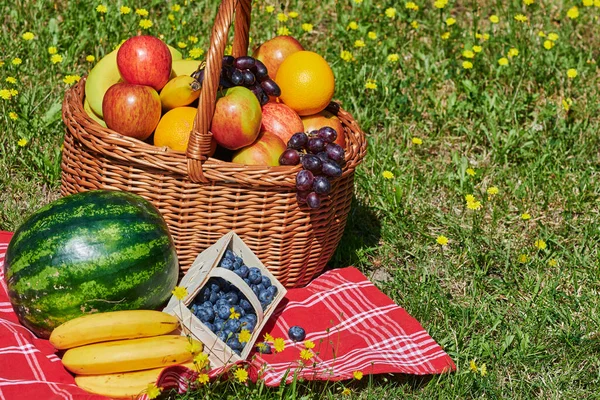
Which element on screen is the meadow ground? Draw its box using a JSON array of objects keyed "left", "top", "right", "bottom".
[{"left": 1, "top": 0, "right": 600, "bottom": 398}]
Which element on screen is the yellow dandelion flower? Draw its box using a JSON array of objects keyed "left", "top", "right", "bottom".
[
  {"left": 368, "top": 31, "right": 377, "bottom": 40},
  {"left": 135, "top": 8, "right": 149, "bottom": 17},
  {"left": 265, "top": 5, "right": 275, "bottom": 13},
  {"left": 514, "top": 14, "right": 528, "bottom": 22},
  {"left": 51, "top": 54, "right": 63, "bottom": 64},
  {"left": 139, "top": 19, "right": 153, "bottom": 29},
  {"left": 365, "top": 79, "right": 377, "bottom": 89},
  {"left": 96, "top": 4, "right": 107, "bottom": 13},
  {"left": 197, "top": 373, "right": 209, "bottom": 384},
  {"left": 347, "top": 21, "right": 358, "bottom": 30},
  {"left": 548, "top": 259, "right": 558, "bottom": 267},
  {"left": 48, "top": 46, "right": 57, "bottom": 54},
  {"left": 465, "top": 194, "right": 475, "bottom": 202},
  {"left": 462, "top": 61, "right": 473, "bottom": 69},
  {"left": 224, "top": 45, "right": 232, "bottom": 55},
  {"left": 405, "top": 2, "right": 419, "bottom": 11},
  {"left": 300, "top": 348, "right": 314, "bottom": 360},
  {"left": 567, "top": 6, "right": 579, "bottom": 19},
  {"left": 12, "top": 58, "right": 22, "bottom": 66},
  {"left": 304, "top": 340, "right": 315, "bottom": 349},
  {"left": 171, "top": 4, "right": 181, "bottom": 12},
  {"left": 446, "top": 17, "right": 456, "bottom": 26},
  {"left": 273, "top": 337, "right": 285, "bottom": 353},
  {"left": 498, "top": 57, "right": 509, "bottom": 66},
  {"left": 434, "top": 0, "right": 448, "bottom": 9},
  {"left": 353, "top": 370, "right": 364, "bottom": 380},
  {"left": 168, "top": 14, "right": 175, "bottom": 21},
  {"left": 469, "top": 360, "right": 478, "bottom": 373},
  {"left": 177, "top": 42, "right": 187, "bottom": 48},
  {"left": 10, "top": 89, "right": 18, "bottom": 96},
  {"left": 387, "top": 53, "right": 399, "bottom": 62},
  {"left": 9, "top": 112, "right": 18, "bottom": 120},
  {"left": 508, "top": 48, "right": 519, "bottom": 58},
  {"left": 436, "top": 235, "right": 449, "bottom": 246},
  {"left": 354, "top": 40, "right": 366, "bottom": 48},
  {"left": 521, "top": 212, "right": 531, "bottom": 220},
  {"left": 562, "top": 98, "right": 572, "bottom": 111},
  {"left": 489, "top": 15, "right": 499, "bottom": 23},
  {"left": 595, "top": 0, "right": 600, "bottom": 7},
  {"left": 18, "top": 138, "right": 28, "bottom": 146},
  {"left": 229, "top": 307, "right": 240, "bottom": 320},
  {"left": 487, "top": 186, "right": 499, "bottom": 195},
  {"left": 288, "top": 11, "right": 299, "bottom": 18},
  {"left": 234, "top": 368, "right": 248, "bottom": 383},
  {"left": 523, "top": 0, "right": 534, "bottom": 5},
  {"left": 238, "top": 329, "right": 252, "bottom": 343},
  {"left": 120, "top": 6, "right": 131, "bottom": 14},
  {"left": 188, "top": 35, "right": 198, "bottom": 44},
  {"left": 385, "top": 7, "right": 397, "bottom": 18},
  {"left": 301, "top": 23, "right": 313, "bottom": 32},
  {"left": 534, "top": 239, "right": 547, "bottom": 250},
  {"left": 473, "top": 45, "right": 482, "bottom": 53},
  {"left": 193, "top": 352, "right": 209, "bottom": 369},
  {"left": 63, "top": 75, "right": 81, "bottom": 85},
  {"left": 466, "top": 168, "right": 476, "bottom": 176},
  {"left": 567, "top": 68, "right": 577, "bottom": 78},
  {"left": 189, "top": 48, "right": 204, "bottom": 59},
  {"left": 518, "top": 254, "right": 528, "bottom": 263},
  {"left": 412, "top": 137, "right": 423, "bottom": 145},
  {"left": 482, "top": 33, "right": 490, "bottom": 40},
  {"left": 277, "top": 13, "right": 288, "bottom": 22},
  {"left": 467, "top": 200, "right": 482, "bottom": 210},
  {"left": 463, "top": 50, "right": 475, "bottom": 58},
  {"left": 264, "top": 332, "right": 275, "bottom": 343},
  {"left": 0, "top": 89, "right": 10, "bottom": 100},
  {"left": 86, "top": 55, "right": 95, "bottom": 62},
  {"left": 5, "top": 77, "right": 16, "bottom": 84},
  {"left": 277, "top": 26, "right": 290, "bottom": 36},
  {"left": 382, "top": 170, "right": 394, "bottom": 179},
  {"left": 480, "top": 363, "right": 487, "bottom": 376},
  {"left": 538, "top": 31, "right": 546, "bottom": 37},
  {"left": 543, "top": 40, "right": 554, "bottom": 50},
  {"left": 146, "top": 383, "right": 161, "bottom": 399},
  {"left": 186, "top": 341, "right": 201, "bottom": 355},
  {"left": 441, "top": 32, "right": 451, "bottom": 40},
  {"left": 411, "top": 20, "right": 419, "bottom": 29},
  {"left": 172, "top": 286, "right": 188, "bottom": 300},
  {"left": 342, "top": 388, "right": 352, "bottom": 396},
  {"left": 584, "top": 0, "right": 594, "bottom": 5},
  {"left": 547, "top": 33, "right": 559, "bottom": 41},
  {"left": 22, "top": 32, "right": 35, "bottom": 41}
]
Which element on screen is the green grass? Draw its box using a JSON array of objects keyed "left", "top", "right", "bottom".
[{"left": 2, "top": 0, "right": 600, "bottom": 398}]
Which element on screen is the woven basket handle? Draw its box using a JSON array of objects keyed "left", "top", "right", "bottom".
[{"left": 187, "top": 0, "right": 252, "bottom": 183}]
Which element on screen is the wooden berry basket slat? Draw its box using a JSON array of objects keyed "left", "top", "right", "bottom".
[{"left": 60, "top": 0, "right": 367, "bottom": 288}]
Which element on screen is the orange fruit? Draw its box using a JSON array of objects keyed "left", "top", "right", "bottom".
[
  {"left": 275, "top": 51, "right": 335, "bottom": 116},
  {"left": 301, "top": 110, "right": 345, "bottom": 148},
  {"left": 153, "top": 107, "right": 196, "bottom": 152}
]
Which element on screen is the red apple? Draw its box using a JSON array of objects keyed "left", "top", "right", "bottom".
[
  {"left": 211, "top": 86, "right": 262, "bottom": 150},
  {"left": 260, "top": 102, "right": 304, "bottom": 144},
  {"left": 301, "top": 110, "right": 346, "bottom": 148},
  {"left": 252, "top": 36, "right": 304, "bottom": 79},
  {"left": 232, "top": 131, "right": 287, "bottom": 166},
  {"left": 117, "top": 36, "right": 172, "bottom": 91},
  {"left": 102, "top": 83, "right": 161, "bottom": 140}
]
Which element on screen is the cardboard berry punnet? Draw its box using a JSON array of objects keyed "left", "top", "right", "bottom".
[{"left": 163, "top": 231, "right": 287, "bottom": 369}]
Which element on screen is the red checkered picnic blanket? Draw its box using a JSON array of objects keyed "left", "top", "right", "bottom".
[{"left": 0, "top": 231, "right": 455, "bottom": 399}]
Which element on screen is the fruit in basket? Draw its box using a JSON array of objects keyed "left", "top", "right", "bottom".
[
  {"left": 49, "top": 310, "right": 179, "bottom": 350},
  {"left": 3, "top": 190, "right": 179, "bottom": 339},
  {"left": 253, "top": 35, "right": 304, "bottom": 80},
  {"left": 62, "top": 335, "right": 201, "bottom": 375},
  {"left": 260, "top": 102, "right": 304, "bottom": 144},
  {"left": 301, "top": 110, "right": 345, "bottom": 148},
  {"left": 232, "top": 131, "right": 286, "bottom": 166},
  {"left": 276, "top": 51, "right": 335, "bottom": 116},
  {"left": 85, "top": 48, "right": 121, "bottom": 118},
  {"left": 160, "top": 75, "right": 201, "bottom": 111},
  {"left": 210, "top": 86, "right": 262, "bottom": 150},
  {"left": 102, "top": 82, "right": 162, "bottom": 140},
  {"left": 83, "top": 98, "right": 107, "bottom": 127},
  {"left": 167, "top": 45, "right": 184, "bottom": 61},
  {"left": 171, "top": 59, "right": 202, "bottom": 77},
  {"left": 74, "top": 361, "right": 195, "bottom": 399},
  {"left": 154, "top": 106, "right": 196, "bottom": 151},
  {"left": 117, "top": 35, "right": 172, "bottom": 91}
]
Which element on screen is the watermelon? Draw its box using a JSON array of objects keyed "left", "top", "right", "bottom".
[{"left": 4, "top": 190, "right": 179, "bottom": 339}]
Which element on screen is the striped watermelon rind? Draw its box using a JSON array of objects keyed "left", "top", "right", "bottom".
[{"left": 4, "top": 190, "right": 179, "bottom": 339}]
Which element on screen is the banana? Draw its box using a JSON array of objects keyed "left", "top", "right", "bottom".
[
  {"left": 167, "top": 45, "right": 183, "bottom": 61},
  {"left": 85, "top": 48, "right": 121, "bottom": 118},
  {"left": 74, "top": 362, "right": 196, "bottom": 399},
  {"left": 171, "top": 59, "right": 203, "bottom": 77},
  {"left": 83, "top": 98, "right": 107, "bottom": 128},
  {"left": 62, "top": 335, "right": 202, "bottom": 375},
  {"left": 49, "top": 310, "right": 179, "bottom": 350},
  {"left": 159, "top": 75, "right": 201, "bottom": 110}
]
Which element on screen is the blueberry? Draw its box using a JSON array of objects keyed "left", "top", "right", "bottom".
[
  {"left": 243, "top": 278, "right": 252, "bottom": 285},
  {"left": 258, "top": 290, "right": 274, "bottom": 306},
  {"left": 217, "top": 331, "right": 228, "bottom": 342},
  {"left": 231, "top": 305, "right": 244, "bottom": 317},
  {"left": 202, "top": 301, "right": 213, "bottom": 309},
  {"left": 227, "top": 336, "right": 243, "bottom": 351},
  {"left": 190, "top": 304, "right": 198, "bottom": 314},
  {"left": 256, "top": 342, "right": 272, "bottom": 354},
  {"left": 220, "top": 257, "right": 234, "bottom": 270},
  {"left": 213, "top": 318, "right": 225, "bottom": 331},
  {"left": 288, "top": 326, "right": 306, "bottom": 342},
  {"left": 248, "top": 268, "right": 262, "bottom": 284},
  {"left": 223, "top": 292, "right": 239, "bottom": 305},
  {"left": 235, "top": 265, "right": 249, "bottom": 279},
  {"left": 224, "top": 249, "right": 236, "bottom": 261},
  {"left": 239, "top": 299, "right": 253, "bottom": 312},
  {"left": 267, "top": 285, "right": 278, "bottom": 297},
  {"left": 209, "top": 291, "right": 219, "bottom": 303},
  {"left": 251, "top": 285, "right": 261, "bottom": 298},
  {"left": 216, "top": 304, "right": 231, "bottom": 320},
  {"left": 235, "top": 256, "right": 243, "bottom": 264},
  {"left": 233, "top": 261, "right": 242, "bottom": 269},
  {"left": 225, "top": 318, "right": 241, "bottom": 332},
  {"left": 196, "top": 306, "right": 214, "bottom": 323},
  {"left": 203, "top": 322, "right": 214, "bottom": 332},
  {"left": 261, "top": 275, "right": 272, "bottom": 288},
  {"left": 239, "top": 314, "right": 257, "bottom": 332}
]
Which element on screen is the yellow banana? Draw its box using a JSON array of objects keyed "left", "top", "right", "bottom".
[
  {"left": 171, "top": 59, "right": 203, "bottom": 77},
  {"left": 85, "top": 49, "right": 121, "bottom": 118},
  {"left": 62, "top": 335, "right": 202, "bottom": 375},
  {"left": 74, "top": 362, "right": 196, "bottom": 399},
  {"left": 167, "top": 45, "right": 183, "bottom": 61},
  {"left": 83, "top": 98, "right": 107, "bottom": 128},
  {"left": 49, "top": 310, "right": 179, "bottom": 350},
  {"left": 159, "top": 75, "right": 201, "bottom": 110}
]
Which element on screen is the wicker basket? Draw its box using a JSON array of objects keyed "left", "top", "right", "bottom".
[{"left": 60, "top": 0, "right": 367, "bottom": 288}]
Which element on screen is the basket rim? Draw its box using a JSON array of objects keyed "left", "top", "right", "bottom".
[{"left": 62, "top": 77, "right": 367, "bottom": 187}]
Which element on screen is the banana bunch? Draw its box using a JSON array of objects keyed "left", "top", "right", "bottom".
[{"left": 50, "top": 310, "right": 204, "bottom": 399}]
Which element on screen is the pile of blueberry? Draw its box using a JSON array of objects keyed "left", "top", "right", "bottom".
[{"left": 189, "top": 249, "right": 277, "bottom": 355}]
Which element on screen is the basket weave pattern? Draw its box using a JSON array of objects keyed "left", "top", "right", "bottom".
[{"left": 60, "top": 0, "right": 367, "bottom": 288}]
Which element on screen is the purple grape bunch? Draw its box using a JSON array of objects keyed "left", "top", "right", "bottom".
[
  {"left": 278, "top": 127, "right": 345, "bottom": 209},
  {"left": 189, "top": 249, "right": 278, "bottom": 355},
  {"left": 190, "top": 55, "right": 280, "bottom": 106}
]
